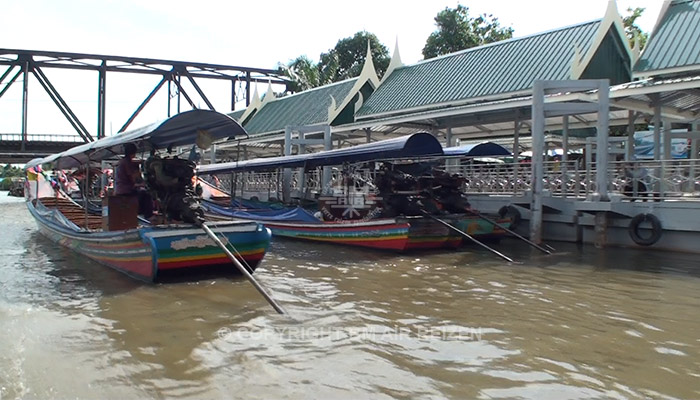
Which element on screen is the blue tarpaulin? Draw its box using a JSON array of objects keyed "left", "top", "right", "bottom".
[
  {"left": 443, "top": 142, "right": 512, "bottom": 157},
  {"left": 198, "top": 132, "right": 444, "bottom": 174},
  {"left": 202, "top": 200, "right": 321, "bottom": 223}
]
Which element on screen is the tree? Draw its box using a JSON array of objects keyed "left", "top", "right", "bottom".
[
  {"left": 280, "top": 31, "right": 390, "bottom": 92},
  {"left": 278, "top": 55, "right": 332, "bottom": 93},
  {"left": 422, "top": 5, "right": 513, "bottom": 60},
  {"left": 319, "top": 31, "right": 390, "bottom": 83},
  {"left": 623, "top": 7, "right": 648, "bottom": 50}
]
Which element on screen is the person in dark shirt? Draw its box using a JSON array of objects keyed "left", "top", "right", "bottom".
[{"left": 115, "top": 143, "right": 153, "bottom": 219}]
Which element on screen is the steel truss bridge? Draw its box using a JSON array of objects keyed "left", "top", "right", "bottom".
[{"left": 0, "top": 48, "right": 289, "bottom": 163}]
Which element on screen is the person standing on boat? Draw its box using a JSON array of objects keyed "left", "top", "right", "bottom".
[{"left": 115, "top": 143, "right": 154, "bottom": 219}]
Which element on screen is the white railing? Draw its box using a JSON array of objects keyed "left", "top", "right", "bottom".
[{"left": 208, "top": 158, "right": 700, "bottom": 202}]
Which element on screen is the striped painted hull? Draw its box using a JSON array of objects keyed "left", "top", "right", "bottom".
[
  {"left": 263, "top": 219, "right": 411, "bottom": 251},
  {"left": 28, "top": 201, "right": 271, "bottom": 282},
  {"left": 257, "top": 215, "right": 509, "bottom": 251}
]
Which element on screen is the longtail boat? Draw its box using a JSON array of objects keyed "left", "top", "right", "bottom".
[
  {"left": 198, "top": 133, "right": 511, "bottom": 251},
  {"left": 25, "top": 110, "right": 271, "bottom": 282}
]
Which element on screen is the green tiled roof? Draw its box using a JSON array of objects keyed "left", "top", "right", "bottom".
[
  {"left": 634, "top": 0, "right": 700, "bottom": 76},
  {"left": 243, "top": 79, "right": 358, "bottom": 135},
  {"left": 227, "top": 109, "right": 245, "bottom": 121},
  {"left": 356, "top": 20, "right": 602, "bottom": 119}
]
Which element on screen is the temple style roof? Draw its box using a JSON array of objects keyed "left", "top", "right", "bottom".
[
  {"left": 234, "top": 44, "right": 381, "bottom": 139},
  {"left": 355, "top": 2, "right": 632, "bottom": 121},
  {"left": 634, "top": 0, "right": 700, "bottom": 78}
]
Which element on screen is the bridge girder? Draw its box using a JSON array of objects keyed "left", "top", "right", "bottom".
[{"left": 0, "top": 48, "right": 290, "bottom": 161}]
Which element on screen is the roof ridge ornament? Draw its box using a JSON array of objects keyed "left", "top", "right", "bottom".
[
  {"left": 325, "top": 40, "right": 380, "bottom": 124},
  {"left": 570, "top": 44, "right": 583, "bottom": 79},
  {"left": 239, "top": 85, "right": 262, "bottom": 124},
  {"left": 631, "top": 34, "right": 641, "bottom": 64},
  {"left": 383, "top": 37, "right": 403, "bottom": 83},
  {"left": 262, "top": 82, "right": 276, "bottom": 106},
  {"left": 327, "top": 95, "right": 337, "bottom": 122},
  {"left": 571, "top": 0, "right": 633, "bottom": 79}
]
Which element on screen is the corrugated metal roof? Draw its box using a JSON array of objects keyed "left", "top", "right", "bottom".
[
  {"left": 242, "top": 79, "right": 358, "bottom": 135},
  {"left": 634, "top": 0, "right": 700, "bottom": 76},
  {"left": 227, "top": 109, "right": 245, "bottom": 121},
  {"left": 356, "top": 20, "right": 602, "bottom": 119}
]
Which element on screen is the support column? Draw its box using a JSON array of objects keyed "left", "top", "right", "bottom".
[
  {"left": 691, "top": 122, "right": 699, "bottom": 192},
  {"left": 562, "top": 115, "right": 569, "bottom": 197},
  {"left": 662, "top": 119, "right": 672, "bottom": 160},
  {"left": 322, "top": 126, "right": 332, "bottom": 194},
  {"left": 283, "top": 126, "right": 292, "bottom": 202},
  {"left": 231, "top": 80, "right": 236, "bottom": 111},
  {"left": 513, "top": 110, "right": 520, "bottom": 192},
  {"left": 594, "top": 81, "right": 610, "bottom": 201},
  {"left": 210, "top": 144, "right": 217, "bottom": 164},
  {"left": 626, "top": 111, "right": 636, "bottom": 161},
  {"left": 530, "top": 81, "right": 545, "bottom": 244},
  {"left": 653, "top": 96, "right": 661, "bottom": 161},
  {"left": 446, "top": 126, "right": 457, "bottom": 173},
  {"left": 97, "top": 61, "right": 106, "bottom": 139},
  {"left": 594, "top": 212, "right": 607, "bottom": 248},
  {"left": 21, "top": 59, "right": 29, "bottom": 152}
]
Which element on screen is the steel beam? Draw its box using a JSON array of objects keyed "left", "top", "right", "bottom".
[
  {"left": 183, "top": 70, "right": 215, "bottom": 110},
  {"left": 33, "top": 66, "right": 93, "bottom": 141},
  {"left": 119, "top": 74, "right": 168, "bottom": 133}
]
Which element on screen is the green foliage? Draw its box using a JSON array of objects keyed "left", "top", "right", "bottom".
[
  {"left": 422, "top": 5, "right": 513, "bottom": 60},
  {"left": 623, "top": 7, "right": 648, "bottom": 50},
  {"left": 319, "top": 31, "right": 390, "bottom": 82},
  {"left": 1, "top": 164, "right": 24, "bottom": 178},
  {"left": 278, "top": 55, "right": 334, "bottom": 93},
  {"left": 279, "top": 31, "right": 389, "bottom": 92}
]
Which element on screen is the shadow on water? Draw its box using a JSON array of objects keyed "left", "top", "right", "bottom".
[
  {"left": 499, "top": 238, "right": 700, "bottom": 277},
  {"left": 27, "top": 231, "right": 143, "bottom": 298}
]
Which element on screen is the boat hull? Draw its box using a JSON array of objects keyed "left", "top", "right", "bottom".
[
  {"left": 28, "top": 201, "right": 271, "bottom": 282},
  {"left": 263, "top": 219, "right": 412, "bottom": 251},
  {"left": 247, "top": 215, "right": 508, "bottom": 252}
]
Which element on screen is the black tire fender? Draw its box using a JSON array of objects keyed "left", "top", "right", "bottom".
[{"left": 628, "top": 213, "right": 662, "bottom": 246}]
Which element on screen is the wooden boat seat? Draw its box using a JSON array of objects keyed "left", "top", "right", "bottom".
[{"left": 37, "top": 197, "right": 103, "bottom": 230}]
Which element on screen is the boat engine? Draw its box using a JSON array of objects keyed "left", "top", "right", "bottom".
[
  {"left": 374, "top": 163, "right": 470, "bottom": 216},
  {"left": 144, "top": 155, "right": 204, "bottom": 224}
]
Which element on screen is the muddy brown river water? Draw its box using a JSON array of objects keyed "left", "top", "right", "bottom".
[{"left": 1, "top": 194, "right": 699, "bottom": 399}]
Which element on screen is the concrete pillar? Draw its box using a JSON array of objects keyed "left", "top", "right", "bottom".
[
  {"left": 653, "top": 96, "right": 661, "bottom": 161},
  {"left": 209, "top": 144, "right": 217, "bottom": 164},
  {"left": 594, "top": 80, "right": 610, "bottom": 201},
  {"left": 692, "top": 122, "right": 699, "bottom": 192},
  {"left": 322, "top": 125, "right": 332, "bottom": 194},
  {"left": 626, "top": 111, "right": 636, "bottom": 161},
  {"left": 562, "top": 115, "right": 569, "bottom": 197},
  {"left": 594, "top": 212, "right": 607, "bottom": 248},
  {"left": 530, "top": 82, "right": 545, "bottom": 244},
  {"left": 283, "top": 126, "right": 292, "bottom": 202},
  {"left": 513, "top": 110, "right": 520, "bottom": 192},
  {"left": 663, "top": 119, "right": 672, "bottom": 160}
]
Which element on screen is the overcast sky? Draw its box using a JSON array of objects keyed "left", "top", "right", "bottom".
[{"left": 1, "top": 0, "right": 664, "bottom": 134}]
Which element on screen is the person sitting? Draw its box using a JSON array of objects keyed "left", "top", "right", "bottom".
[{"left": 115, "top": 143, "right": 154, "bottom": 220}]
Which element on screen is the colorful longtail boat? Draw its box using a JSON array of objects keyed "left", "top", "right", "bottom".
[
  {"left": 24, "top": 110, "right": 271, "bottom": 282},
  {"left": 198, "top": 133, "right": 511, "bottom": 251}
]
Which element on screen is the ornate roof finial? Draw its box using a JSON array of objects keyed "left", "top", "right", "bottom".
[
  {"left": 327, "top": 95, "right": 337, "bottom": 122},
  {"left": 383, "top": 37, "right": 404, "bottom": 83}
]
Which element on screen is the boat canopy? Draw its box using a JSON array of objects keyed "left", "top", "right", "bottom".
[
  {"left": 25, "top": 110, "right": 247, "bottom": 170},
  {"left": 198, "top": 132, "right": 444, "bottom": 174},
  {"left": 443, "top": 142, "right": 512, "bottom": 157}
]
